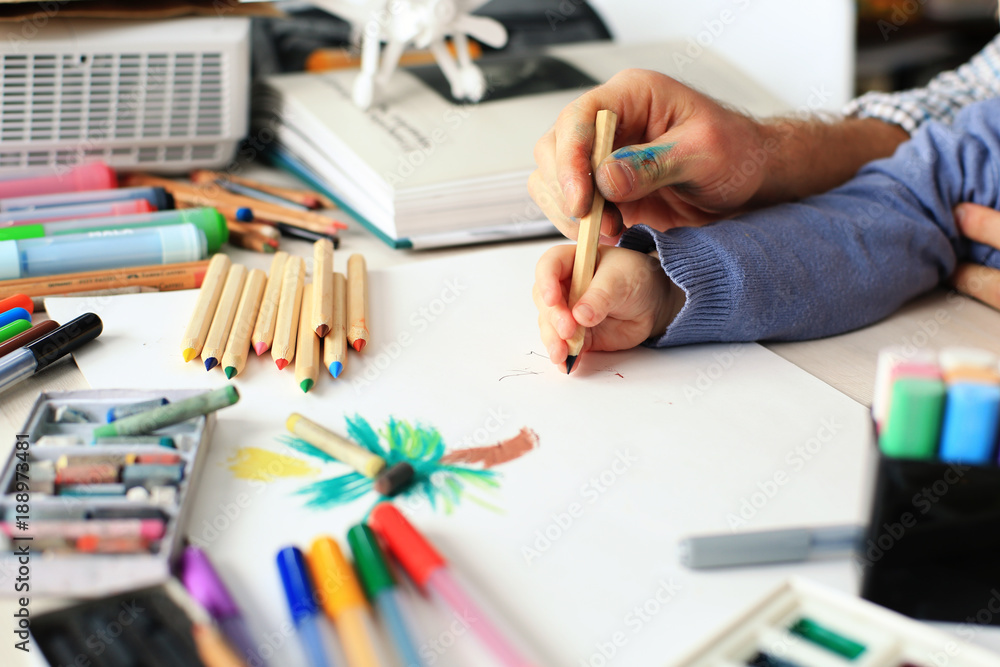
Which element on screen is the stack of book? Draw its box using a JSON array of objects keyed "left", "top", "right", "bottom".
[{"left": 252, "top": 40, "right": 787, "bottom": 249}]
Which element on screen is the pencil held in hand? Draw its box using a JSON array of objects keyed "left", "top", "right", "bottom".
[
  {"left": 347, "top": 254, "right": 369, "bottom": 352},
  {"left": 566, "top": 109, "right": 618, "bottom": 374}
]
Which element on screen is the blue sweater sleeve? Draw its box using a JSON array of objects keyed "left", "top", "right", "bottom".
[{"left": 619, "top": 98, "right": 1000, "bottom": 347}]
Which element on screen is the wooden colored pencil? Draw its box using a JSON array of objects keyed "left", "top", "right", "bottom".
[
  {"left": 202, "top": 264, "right": 247, "bottom": 371},
  {"left": 0, "top": 260, "right": 208, "bottom": 300},
  {"left": 324, "top": 272, "right": 347, "bottom": 379},
  {"left": 272, "top": 255, "right": 304, "bottom": 370},
  {"left": 296, "top": 284, "right": 321, "bottom": 393},
  {"left": 225, "top": 219, "right": 279, "bottom": 253},
  {"left": 566, "top": 109, "right": 618, "bottom": 374},
  {"left": 190, "top": 169, "right": 325, "bottom": 209},
  {"left": 221, "top": 268, "right": 266, "bottom": 379},
  {"left": 123, "top": 173, "right": 347, "bottom": 232},
  {"left": 0, "top": 319, "right": 59, "bottom": 358},
  {"left": 347, "top": 254, "right": 369, "bottom": 353},
  {"left": 251, "top": 251, "right": 289, "bottom": 356},
  {"left": 312, "top": 239, "right": 334, "bottom": 338},
  {"left": 180, "top": 254, "right": 231, "bottom": 363}
]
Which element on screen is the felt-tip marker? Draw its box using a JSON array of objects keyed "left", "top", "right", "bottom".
[
  {"left": 0, "top": 312, "right": 102, "bottom": 394},
  {"left": 370, "top": 503, "right": 533, "bottom": 667},
  {"left": 277, "top": 546, "right": 335, "bottom": 667},
  {"left": 182, "top": 546, "right": 266, "bottom": 667},
  {"left": 348, "top": 524, "right": 426, "bottom": 667}
]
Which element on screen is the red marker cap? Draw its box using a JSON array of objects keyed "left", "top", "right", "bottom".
[
  {"left": 369, "top": 503, "right": 445, "bottom": 588},
  {"left": 0, "top": 294, "right": 33, "bottom": 315}
]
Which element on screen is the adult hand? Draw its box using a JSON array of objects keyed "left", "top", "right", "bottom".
[
  {"left": 528, "top": 68, "right": 772, "bottom": 242},
  {"left": 952, "top": 203, "right": 1000, "bottom": 309},
  {"left": 532, "top": 245, "right": 683, "bottom": 370}
]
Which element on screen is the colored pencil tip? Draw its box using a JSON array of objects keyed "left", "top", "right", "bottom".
[
  {"left": 275, "top": 358, "right": 289, "bottom": 371},
  {"left": 329, "top": 361, "right": 343, "bottom": 378},
  {"left": 236, "top": 207, "right": 253, "bottom": 222},
  {"left": 315, "top": 324, "right": 330, "bottom": 338},
  {"left": 204, "top": 358, "right": 218, "bottom": 371},
  {"left": 253, "top": 341, "right": 268, "bottom": 356},
  {"left": 300, "top": 379, "right": 314, "bottom": 393},
  {"left": 224, "top": 366, "right": 237, "bottom": 379},
  {"left": 352, "top": 339, "right": 366, "bottom": 352},
  {"left": 182, "top": 348, "right": 197, "bottom": 363},
  {"left": 565, "top": 355, "right": 578, "bottom": 375}
]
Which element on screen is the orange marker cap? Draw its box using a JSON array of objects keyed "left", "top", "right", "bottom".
[
  {"left": 369, "top": 502, "right": 445, "bottom": 588},
  {"left": 0, "top": 294, "right": 33, "bottom": 315},
  {"left": 307, "top": 536, "right": 367, "bottom": 616}
]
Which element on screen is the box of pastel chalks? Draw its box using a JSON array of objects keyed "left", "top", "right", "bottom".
[
  {"left": 859, "top": 347, "right": 1000, "bottom": 624},
  {"left": 676, "top": 577, "right": 1000, "bottom": 667},
  {"left": 0, "top": 389, "right": 216, "bottom": 597}
]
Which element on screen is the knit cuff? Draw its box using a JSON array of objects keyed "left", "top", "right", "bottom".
[{"left": 620, "top": 225, "right": 736, "bottom": 347}]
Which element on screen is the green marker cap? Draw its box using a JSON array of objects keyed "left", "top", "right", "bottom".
[
  {"left": 180, "top": 208, "right": 228, "bottom": 253},
  {"left": 0, "top": 318, "right": 32, "bottom": 343},
  {"left": 347, "top": 524, "right": 395, "bottom": 597},
  {"left": 0, "top": 207, "right": 229, "bottom": 253},
  {"left": 0, "top": 225, "right": 43, "bottom": 241},
  {"left": 878, "top": 377, "right": 945, "bottom": 459}
]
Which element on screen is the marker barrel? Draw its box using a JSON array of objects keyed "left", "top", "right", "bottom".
[
  {"left": 0, "top": 224, "right": 207, "bottom": 280},
  {"left": 0, "top": 185, "right": 171, "bottom": 212},
  {"left": 0, "top": 347, "right": 39, "bottom": 392},
  {"left": 374, "top": 589, "right": 425, "bottom": 667}
]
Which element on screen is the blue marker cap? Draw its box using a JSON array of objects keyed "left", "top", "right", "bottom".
[
  {"left": 0, "top": 307, "right": 30, "bottom": 329},
  {"left": 939, "top": 382, "right": 1000, "bottom": 464},
  {"left": 277, "top": 546, "right": 318, "bottom": 623}
]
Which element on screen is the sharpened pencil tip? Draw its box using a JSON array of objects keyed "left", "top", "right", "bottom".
[
  {"left": 182, "top": 348, "right": 197, "bottom": 363},
  {"left": 315, "top": 324, "right": 330, "bottom": 338},
  {"left": 204, "top": 358, "right": 218, "bottom": 371},
  {"left": 300, "top": 379, "right": 314, "bottom": 393},
  {"left": 352, "top": 339, "right": 366, "bottom": 352},
  {"left": 565, "top": 355, "right": 577, "bottom": 375},
  {"left": 253, "top": 341, "right": 268, "bottom": 356},
  {"left": 275, "top": 358, "right": 289, "bottom": 371},
  {"left": 329, "top": 361, "right": 343, "bottom": 378},
  {"left": 224, "top": 367, "right": 236, "bottom": 379}
]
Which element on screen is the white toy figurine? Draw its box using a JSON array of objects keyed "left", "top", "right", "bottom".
[{"left": 310, "top": 0, "right": 508, "bottom": 109}]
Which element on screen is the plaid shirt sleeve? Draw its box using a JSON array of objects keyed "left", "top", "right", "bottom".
[{"left": 845, "top": 33, "right": 1000, "bottom": 134}]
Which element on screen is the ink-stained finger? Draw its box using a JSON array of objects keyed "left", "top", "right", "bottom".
[
  {"left": 952, "top": 263, "right": 1000, "bottom": 311},
  {"left": 553, "top": 100, "right": 600, "bottom": 218},
  {"left": 956, "top": 203, "right": 1000, "bottom": 249}
]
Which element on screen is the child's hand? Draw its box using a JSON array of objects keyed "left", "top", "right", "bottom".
[
  {"left": 953, "top": 203, "right": 1000, "bottom": 309},
  {"left": 533, "top": 245, "right": 684, "bottom": 370}
]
